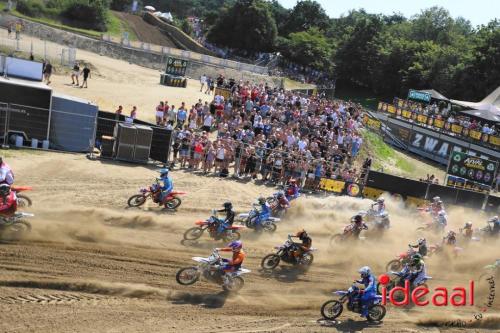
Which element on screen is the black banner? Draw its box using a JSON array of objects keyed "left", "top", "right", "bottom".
[
  {"left": 447, "top": 151, "right": 498, "bottom": 186},
  {"left": 165, "top": 57, "right": 188, "bottom": 76}
]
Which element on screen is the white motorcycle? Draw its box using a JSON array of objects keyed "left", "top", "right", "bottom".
[
  {"left": 0, "top": 212, "right": 34, "bottom": 240},
  {"left": 175, "top": 249, "right": 251, "bottom": 292},
  {"left": 360, "top": 209, "right": 390, "bottom": 231}
]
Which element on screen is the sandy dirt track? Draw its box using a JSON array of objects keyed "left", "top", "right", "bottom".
[{"left": 0, "top": 150, "right": 498, "bottom": 332}]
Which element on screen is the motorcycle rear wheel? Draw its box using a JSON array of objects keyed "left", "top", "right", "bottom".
[
  {"left": 127, "top": 195, "right": 147, "bottom": 207},
  {"left": 176, "top": 267, "right": 200, "bottom": 285},
  {"left": 329, "top": 234, "right": 343, "bottom": 246},
  {"left": 223, "top": 276, "right": 244, "bottom": 292},
  {"left": 16, "top": 194, "right": 32, "bottom": 207},
  {"left": 165, "top": 197, "right": 182, "bottom": 210},
  {"left": 261, "top": 254, "right": 280, "bottom": 270},
  {"left": 183, "top": 227, "right": 204, "bottom": 240},
  {"left": 223, "top": 231, "right": 241, "bottom": 242},
  {"left": 386, "top": 259, "right": 402, "bottom": 272},
  {"left": 321, "top": 300, "right": 343, "bottom": 320},
  {"left": 367, "top": 304, "right": 386, "bottom": 321},
  {"left": 1, "top": 220, "right": 32, "bottom": 240}
]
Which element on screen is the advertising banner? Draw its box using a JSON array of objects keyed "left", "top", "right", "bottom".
[
  {"left": 447, "top": 151, "right": 498, "bottom": 186},
  {"left": 408, "top": 89, "right": 431, "bottom": 103},
  {"left": 165, "top": 57, "right": 188, "bottom": 76}
]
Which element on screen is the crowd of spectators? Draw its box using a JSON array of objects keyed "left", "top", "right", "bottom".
[
  {"left": 148, "top": 79, "right": 368, "bottom": 191},
  {"left": 394, "top": 99, "right": 499, "bottom": 136}
]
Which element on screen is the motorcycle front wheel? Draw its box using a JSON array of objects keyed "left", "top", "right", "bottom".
[
  {"left": 367, "top": 304, "right": 386, "bottom": 321},
  {"left": 223, "top": 231, "right": 241, "bottom": 242},
  {"left": 299, "top": 252, "right": 314, "bottom": 267},
  {"left": 261, "top": 254, "right": 281, "bottom": 270},
  {"left": 321, "top": 300, "right": 343, "bottom": 320},
  {"left": 329, "top": 234, "right": 343, "bottom": 246},
  {"left": 127, "top": 194, "right": 147, "bottom": 207},
  {"left": 164, "top": 197, "right": 182, "bottom": 210},
  {"left": 223, "top": 276, "right": 244, "bottom": 292},
  {"left": 263, "top": 222, "right": 277, "bottom": 233},
  {"left": 386, "top": 259, "right": 402, "bottom": 272},
  {"left": 183, "top": 227, "right": 204, "bottom": 240},
  {"left": 1, "top": 220, "right": 32, "bottom": 240},
  {"left": 176, "top": 267, "right": 200, "bottom": 285},
  {"left": 16, "top": 194, "right": 32, "bottom": 207}
]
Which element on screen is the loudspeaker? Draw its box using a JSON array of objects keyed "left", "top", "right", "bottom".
[
  {"left": 135, "top": 124, "right": 153, "bottom": 146},
  {"left": 101, "top": 135, "right": 115, "bottom": 158},
  {"left": 116, "top": 123, "right": 137, "bottom": 145},
  {"left": 134, "top": 146, "right": 150, "bottom": 162},
  {"left": 115, "top": 143, "right": 135, "bottom": 161}
]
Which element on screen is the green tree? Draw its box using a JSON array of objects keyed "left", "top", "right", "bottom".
[
  {"left": 277, "top": 27, "right": 333, "bottom": 70},
  {"left": 207, "top": 0, "right": 277, "bottom": 52},
  {"left": 281, "top": 0, "right": 330, "bottom": 35}
]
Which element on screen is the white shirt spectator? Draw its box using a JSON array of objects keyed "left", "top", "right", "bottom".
[
  {"left": 204, "top": 114, "right": 214, "bottom": 127},
  {"left": 298, "top": 139, "right": 307, "bottom": 151}
]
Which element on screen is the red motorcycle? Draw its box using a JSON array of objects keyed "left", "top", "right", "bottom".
[
  {"left": 127, "top": 180, "right": 185, "bottom": 210},
  {"left": 11, "top": 185, "right": 33, "bottom": 208},
  {"left": 183, "top": 213, "right": 244, "bottom": 242},
  {"left": 330, "top": 223, "right": 367, "bottom": 245},
  {"left": 385, "top": 246, "right": 416, "bottom": 272}
]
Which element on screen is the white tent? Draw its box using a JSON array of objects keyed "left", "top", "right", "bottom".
[{"left": 451, "top": 86, "right": 500, "bottom": 114}]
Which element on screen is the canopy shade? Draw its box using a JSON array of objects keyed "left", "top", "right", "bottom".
[
  {"left": 451, "top": 86, "right": 500, "bottom": 113},
  {"left": 417, "top": 89, "right": 449, "bottom": 101}
]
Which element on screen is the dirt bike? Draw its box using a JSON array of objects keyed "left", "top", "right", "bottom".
[
  {"left": 11, "top": 185, "right": 33, "bottom": 208},
  {"left": 237, "top": 204, "right": 278, "bottom": 233},
  {"left": 475, "top": 225, "right": 499, "bottom": 240},
  {"left": 183, "top": 212, "right": 244, "bottom": 242},
  {"left": 321, "top": 284, "right": 386, "bottom": 322},
  {"left": 428, "top": 243, "right": 463, "bottom": 258},
  {"left": 377, "top": 271, "right": 432, "bottom": 299},
  {"left": 362, "top": 209, "right": 390, "bottom": 232},
  {"left": 0, "top": 212, "right": 34, "bottom": 240},
  {"left": 385, "top": 246, "right": 417, "bottom": 272},
  {"left": 127, "top": 179, "right": 185, "bottom": 209},
  {"left": 176, "top": 249, "right": 250, "bottom": 292},
  {"left": 261, "top": 235, "right": 315, "bottom": 270},
  {"left": 330, "top": 223, "right": 367, "bottom": 245},
  {"left": 478, "top": 261, "right": 499, "bottom": 283}
]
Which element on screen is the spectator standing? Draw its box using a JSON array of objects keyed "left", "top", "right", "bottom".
[
  {"left": 200, "top": 74, "right": 207, "bottom": 92},
  {"left": 203, "top": 113, "right": 214, "bottom": 133},
  {"left": 80, "top": 64, "right": 91, "bottom": 88},
  {"left": 15, "top": 20, "right": 22, "bottom": 40},
  {"left": 168, "top": 105, "right": 177, "bottom": 127},
  {"left": 115, "top": 105, "right": 123, "bottom": 115},
  {"left": 177, "top": 106, "right": 187, "bottom": 129},
  {"left": 71, "top": 62, "right": 80, "bottom": 86},
  {"left": 43, "top": 61, "right": 54, "bottom": 85},
  {"left": 130, "top": 106, "right": 137, "bottom": 119},
  {"left": 7, "top": 24, "right": 12, "bottom": 38},
  {"left": 155, "top": 101, "right": 165, "bottom": 125}
]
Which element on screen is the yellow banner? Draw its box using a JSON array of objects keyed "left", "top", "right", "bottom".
[
  {"left": 366, "top": 117, "right": 381, "bottom": 130},
  {"left": 451, "top": 124, "right": 463, "bottom": 134},
  {"left": 214, "top": 87, "right": 232, "bottom": 101},
  {"left": 319, "top": 178, "right": 345, "bottom": 193},
  {"left": 402, "top": 110, "right": 412, "bottom": 118},
  {"left": 387, "top": 105, "right": 396, "bottom": 114},
  {"left": 434, "top": 119, "right": 445, "bottom": 128},
  {"left": 362, "top": 186, "right": 384, "bottom": 200},
  {"left": 469, "top": 130, "right": 482, "bottom": 140},
  {"left": 417, "top": 114, "right": 427, "bottom": 123},
  {"left": 489, "top": 135, "right": 500, "bottom": 146}
]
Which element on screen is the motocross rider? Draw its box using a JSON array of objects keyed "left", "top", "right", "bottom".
[
  {"left": 290, "top": 229, "right": 312, "bottom": 261},
  {"left": 486, "top": 216, "right": 499, "bottom": 236},
  {"left": 355, "top": 266, "right": 377, "bottom": 318},
  {"left": 409, "top": 238, "right": 428, "bottom": 257},
  {"left": 157, "top": 168, "right": 173, "bottom": 203},
  {"left": 285, "top": 179, "right": 300, "bottom": 201},
  {"left": 0, "top": 184, "right": 17, "bottom": 217},
  {"left": 443, "top": 230, "right": 457, "bottom": 246},
  {"left": 399, "top": 253, "right": 427, "bottom": 287},
  {"left": 215, "top": 202, "right": 235, "bottom": 235},
  {"left": 216, "top": 240, "right": 246, "bottom": 284},
  {"left": 435, "top": 210, "right": 448, "bottom": 230},
  {"left": 460, "top": 222, "right": 473, "bottom": 240},
  {"left": 371, "top": 197, "right": 386, "bottom": 214},
  {"left": 427, "top": 197, "right": 443, "bottom": 217},
  {"left": 275, "top": 191, "right": 290, "bottom": 213},
  {"left": 0, "top": 156, "right": 14, "bottom": 185},
  {"left": 255, "top": 196, "right": 271, "bottom": 228},
  {"left": 350, "top": 214, "right": 368, "bottom": 238}
]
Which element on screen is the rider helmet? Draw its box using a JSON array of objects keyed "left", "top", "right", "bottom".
[
  {"left": 158, "top": 168, "right": 169, "bottom": 178},
  {"left": 227, "top": 240, "right": 242, "bottom": 251},
  {"left": 289, "top": 178, "right": 297, "bottom": 184},
  {"left": 353, "top": 214, "right": 363, "bottom": 223},
  {"left": 465, "top": 222, "right": 472, "bottom": 228},
  {"left": 411, "top": 253, "right": 422, "bottom": 264},
  {"left": 377, "top": 197, "right": 385, "bottom": 204},
  {"left": 447, "top": 230, "right": 456, "bottom": 237},
  {"left": 258, "top": 196, "right": 266, "bottom": 205},
  {"left": 277, "top": 191, "right": 284, "bottom": 199},
  {"left": 432, "top": 196, "right": 440, "bottom": 202},
  {"left": 358, "top": 266, "right": 371, "bottom": 278},
  {"left": 417, "top": 238, "right": 426, "bottom": 246},
  {"left": 0, "top": 184, "right": 11, "bottom": 197},
  {"left": 296, "top": 229, "right": 308, "bottom": 239},
  {"left": 223, "top": 202, "right": 233, "bottom": 210}
]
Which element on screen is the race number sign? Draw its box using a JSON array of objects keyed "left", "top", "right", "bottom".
[
  {"left": 447, "top": 151, "right": 498, "bottom": 186},
  {"left": 165, "top": 57, "right": 188, "bottom": 76}
]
